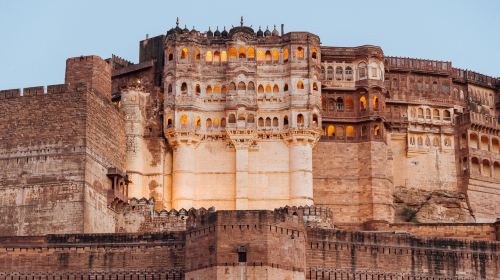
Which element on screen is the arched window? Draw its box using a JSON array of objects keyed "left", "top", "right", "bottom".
[
  {"left": 284, "top": 116, "right": 289, "bottom": 127},
  {"left": 327, "top": 125, "right": 335, "bottom": 136},
  {"left": 471, "top": 157, "right": 480, "bottom": 175},
  {"left": 433, "top": 109, "right": 440, "bottom": 120},
  {"left": 425, "top": 108, "right": 431, "bottom": 120},
  {"left": 238, "top": 113, "right": 246, "bottom": 121},
  {"left": 247, "top": 81, "right": 255, "bottom": 91},
  {"left": 258, "top": 84, "right": 264, "bottom": 93},
  {"left": 167, "top": 84, "right": 173, "bottom": 93},
  {"left": 194, "top": 116, "right": 201, "bottom": 128},
  {"left": 238, "top": 47, "right": 246, "bottom": 59},
  {"left": 168, "top": 50, "right": 174, "bottom": 61},
  {"left": 433, "top": 136, "right": 440, "bottom": 147},
  {"left": 247, "top": 114, "right": 255, "bottom": 123},
  {"left": 417, "top": 136, "right": 423, "bottom": 146},
  {"left": 283, "top": 48, "right": 289, "bottom": 62},
  {"left": 327, "top": 66, "right": 334, "bottom": 80},
  {"left": 229, "top": 47, "right": 237, "bottom": 60},
  {"left": 247, "top": 47, "right": 255, "bottom": 60},
  {"left": 495, "top": 162, "right": 500, "bottom": 179},
  {"left": 257, "top": 50, "right": 264, "bottom": 61},
  {"left": 206, "top": 85, "right": 212, "bottom": 94},
  {"left": 482, "top": 159, "right": 491, "bottom": 177},
  {"left": 373, "top": 125, "right": 380, "bottom": 136},
  {"left": 221, "top": 51, "right": 227, "bottom": 62},
  {"left": 238, "top": 81, "right": 246, "bottom": 91},
  {"left": 432, "top": 81, "right": 438, "bottom": 93},
  {"left": 181, "top": 48, "right": 188, "bottom": 60},
  {"left": 470, "top": 133, "right": 479, "bottom": 149},
  {"left": 337, "top": 126, "right": 344, "bottom": 138},
  {"left": 265, "top": 50, "right": 272, "bottom": 62},
  {"left": 181, "top": 82, "right": 188, "bottom": 94},
  {"left": 221, "top": 85, "right": 227, "bottom": 94},
  {"left": 297, "top": 114, "right": 304, "bottom": 126},
  {"left": 265, "top": 84, "right": 272, "bottom": 93},
  {"left": 272, "top": 117, "right": 279, "bottom": 127},
  {"left": 336, "top": 97, "right": 344, "bottom": 111},
  {"left": 311, "top": 48, "right": 317, "bottom": 59},
  {"left": 373, "top": 96, "right": 379, "bottom": 110},
  {"left": 180, "top": 114, "right": 188, "bottom": 128},
  {"left": 335, "top": 66, "right": 343, "bottom": 80},
  {"left": 213, "top": 51, "right": 220, "bottom": 63},
  {"left": 205, "top": 51, "right": 212, "bottom": 63},
  {"left": 228, "top": 114, "right": 236, "bottom": 123},
  {"left": 213, "top": 84, "right": 220, "bottom": 94},
  {"left": 273, "top": 84, "right": 279, "bottom": 93},
  {"left": 480, "top": 135, "right": 490, "bottom": 151},
  {"left": 345, "top": 97, "right": 353, "bottom": 111},
  {"left": 258, "top": 117, "right": 264, "bottom": 127},
  {"left": 166, "top": 115, "right": 173, "bottom": 127},
  {"left": 346, "top": 126, "right": 355, "bottom": 138},
  {"left": 358, "top": 62, "right": 367, "bottom": 79},
  {"left": 272, "top": 49, "right": 279, "bottom": 61},
  {"left": 206, "top": 118, "right": 212, "bottom": 128},
  {"left": 229, "top": 82, "right": 236, "bottom": 91},
  {"left": 195, "top": 84, "right": 201, "bottom": 94},
  {"left": 312, "top": 83, "right": 318, "bottom": 91},
  {"left": 192, "top": 49, "right": 200, "bottom": 61},
  {"left": 359, "top": 96, "right": 367, "bottom": 111},
  {"left": 213, "top": 118, "right": 219, "bottom": 128},
  {"left": 345, "top": 66, "right": 353, "bottom": 81},
  {"left": 312, "top": 114, "right": 318, "bottom": 127},
  {"left": 443, "top": 110, "right": 451, "bottom": 121},
  {"left": 297, "top": 80, "right": 304, "bottom": 90},
  {"left": 221, "top": 118, "right": 226, "bottom": 128},
  {"left": 417, "top": 108, "right": 424, "bottom": 119},
  {"left": 265, "top": 117, "right": 272, "bottom": 127},
  {"left": 284, "top": 84, "right": 289, "bottom": 91},
  {"left": 296, "top": 47, "right": 304, "bottom": 59},
  {"left": 492, "top": 138, "right": 500, "bottom": 153}
]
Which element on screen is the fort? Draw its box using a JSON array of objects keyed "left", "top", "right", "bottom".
[{"left": 0, "top": 19, "right": 499, "bottom": 279}]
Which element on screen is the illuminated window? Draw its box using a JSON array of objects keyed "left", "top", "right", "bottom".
[
  {"left": 238, "top": 47, "right": 246, "bottom": 59},
  {"left": 373, "top": 125, "right": 380, "bottom": 136},
  {"left": 327, "top": 125, "right": 335, "bottom": 136},
  {"left": 265, "top": 84, "right": 272, "bottom": 93},
  {"left": 265, "top": 50, "right": 272, "bottom": 62},
  {"left": 221, "top": 85, "right": 227, "bottom": 94},
  {"left": 297, "top": 80, "right": 304, "bottom": 90},
  {"left": 258, "top": 84, "right": 264, "bottom": 93},
  {"left": 194, "top": 116, "right": 201, "bottom": 128},
  {"left": 213, "top": 84, "right": 220, "bottom": 93},
  {"left": 311, "top": 48, "right": 317, "bottom": 59},
  {"left": 373, "top": 96, "right": 379, "bottom": 110},
  {"left": 195, "top": 84, "right": 201, "bottom": 94},
  {"left": 360, "top": 96, "right": 367, "bottom": 111},
  {"left": 180, "top": 115, "right": 188, "bottom": 128},
  {"left": 229, "top": 47, "right": 237, "bottom": 60},
  {"left": 346, "top": 126, "right": 355, "bottom": 138},
  {"left": 272, "top": 49, "right": 279, "bottom": 61},
  {"left": 283, "top": 48, "right": 289, "bottom": 62},
  {"left": 345, "top": 97, "right": 353, "bottom": 111},
  {"left": 247, "top": 47, "right": 255, "bottom": 60},
  {"left": 296, "top": 47, "right": 304, "bottom": 59},
  {"left": 257, "top": 50, "right": 265, "bottom": 61},
  {"left": 195, "top": 49, "right": 200, "bottom": 61},
  {"left": 273, "top": 84, "right": 279, "bottom": 93},
  {"left": 205, "top": 51, "right": 212, "bottom": 63},
  {"left": 221, "top": 51, "right": 227, "bottom": 62},
  {"left": 206, "top": 85, "right": 212, "bottom": 94},
  {"left": 181, "top": 48, "right": 188, "bottom": 59},
  {"left": 213, "top": 118, "right": 219, "bottom": 128}
]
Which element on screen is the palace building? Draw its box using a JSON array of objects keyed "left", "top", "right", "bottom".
[{"left": 0, "top": 19, "right": 499, "bottom": 279}]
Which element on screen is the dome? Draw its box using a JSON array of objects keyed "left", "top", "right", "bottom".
[
  {"left": 207, "top": 27, "right": 213, "bottom": 38},
  {"left": 214, "top": 27, "right": 221, "bottom": 37},
  {"left": 264, "top": 26, "right": 271, "bottom": 37},
  {"left": 256, "top": 26, "right": 263, "bottom": 37},
  {"left": 272, "top": 25, "right": 279, "bottom": 36},
  {"left": 221, "top": 27, "right": 228, "bottom": 38},
  {"left": 183, "top": 25, "right": 189, "bottom": 33}
]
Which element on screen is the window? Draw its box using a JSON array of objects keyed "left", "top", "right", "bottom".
[
  {"left": 443, "top": 110, "right": 451, "bottom": 121},
  {"left": 195, "top": 84, "right": 201, "bottom": 94},
  {"left": 336, "top": 97, "right": 344, "bottom": 111},
  {"left": 297, "top": 114, "right": 304, "bottom": 126},
  {"left": 194, "top": 116, "right": 201, "bottom": 128},
  {"left": 327, "top": 125, "right": 335, "bottom": 136},
  {"left": 272, "top": 49, "right": 279, "bottom": 61},
  {"left": 213, "top": 84, "right": 220, "bottom": 94},
  {"left": 238, "top": 82, "right": 246, "bottom": 91},
  {"left": 247, "top": 114, "right": 255, "bottom": 123},
  {"left": 221, "top": 118, "right": 226, "bottom": 127},
  {"left": 258, "top": 84, "right": 264, "bottom": 93},
  {"left": 284, "top": 84, "right": 289, "bottom": 92},
  {"left": 247, "top": 47, "right": 255, "bottom": 60},
  {"left": 335, "top": 66, "right": 343, "bottom": 80},
  {"left": 205, "top": 85, "right": 213, "bottom": 94},
  {"left": 221, "top": 85, "right": 227, "bottom": 94},
  {"left": 296, "top": 47, "right": 304, "bottom": 59},
  {"left": 433, "top": 109, "right": 440, "bottom": 120},
  {"left": 313, "top": 83, "right": 318, "bottom": 91},
  {"left": 425, "top": 108, "right": 431, "bottom": 120},
  {"left": 265, "top": 50, "right": 272, "bottom": 62},
  {"left": 180, "top": 115, "right": 188, "bottom": 128},
  {"left": 417, "top": 81, "right": 423, "bottom": 92},
  {"left": 195, "top": 49, "right": 200, "bottom": 61},
  {"left": 483, "top": 159, "right": 491, "bottom": 177},
  {"left": 297, "top": 80, "right": 304, "bottom": 90},
  {"left": 181, "top": 48, "right": 188, "bottom": 60},
  {"left": 206, "top": 118, "right": 212, "bottom": 128},
  {"left": 166, "top": 115, "right": 173, "bottom": 127},
  {"left": 205, "top": 51, "right": 212, "bottom": 63},
  {"left": 346, "top": 126, "right": 355, "bottom": 138},
  {"left": 432, "top": 81, "right": 438, "bottom": 93},
  {"left": 373, "top": 96, "right": 379, "bottom": 110},
  {"left": 257, "top": 50, "right": 264, "bottom": 61},
  {"left": 229, "top": 114, "right": 236, "bottom": 123},
  {"left": 221, "top": 51, "right": 227, "bottom": 62},
  {"left": 327, "top": 67, "right": 334, "bottom": 80},
  {"left": 258, "top": 117, "right": 264, "bottom": 127},
  {"left": 213, "top": 51, "right": 220, "bottom": 63},
  {"left": 265, "top": 117, "right": 271, "bottom": 127},
  {"left": 265, "top": 84, "right": 272, "bottom": 93},
  {"left": 273, "top": 84, "right": 279, "bottom": 93},
  {"left": 373, "top": 125, "right": 380, "bottom": 136},
  {"left": 312, "top": 114, "right": 318, "bottom": 127},
  {"left": 229, "top": 47, "right": 237, "bottom": 60},
  {"left": 181, "top": 82, "right": 187, "bottom": 94},
  {"left": 358, "top": 62, "right": 367, "bottom": 79},
  {"left": 284, "top": 116, "right": 289, "bottom": 127},
  {"left": 417, "top": 108, "right": 424, "bottom": 119},
  {"left": 345, "top": 97, "right": 353, "bottom": 111},
  {"left": 359, "top": 96, "right": 367, "bottom": 111},
  {"left": 345, "top": 66, "right": 353, "bottom": 81},
  {"left": 272, "top": 117, "right": 279, "bottom": 127},
  {"left": 247, "top": 81, "right": 255, "bottom": 91},
  {"left": 168, "top": 50, "right": 173, "bottom": 61},
  {"left": 283, "top": 48, "right": 289, "bottom": 62},
  {"left": 238, "top": 47, "right": 246, "bottom": 59},
  {"left": 167, "top": 84, "right": 172, "bottom": 93},
  {"left": 311, "top": 48, "right": 317, "bottom": 59}
]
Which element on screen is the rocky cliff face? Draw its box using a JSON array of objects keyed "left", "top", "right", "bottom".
[{"left": 393, "top": 186, "right": 475, "bottom": 223}]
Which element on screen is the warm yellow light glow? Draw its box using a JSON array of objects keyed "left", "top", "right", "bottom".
[
  {"left": 257, "top": 50, "right": 264, "bottom": 61},
  {"left": 247, "top": 47, "right": 255, "bottom": 60},
  {"left": 205, "top": 51, "right": 212, "bottom": 62}
]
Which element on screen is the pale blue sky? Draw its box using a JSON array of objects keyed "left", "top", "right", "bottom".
[{"left": 0, "top": 0, "right": 498, "bottom": 89}]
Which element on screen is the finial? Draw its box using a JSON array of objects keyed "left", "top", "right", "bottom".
[
  {"left": 176, "top": 17, "right": 179, "bottom": 27},
  {"left": 240, "top": 16, "right": 244, "bottom": 27}
]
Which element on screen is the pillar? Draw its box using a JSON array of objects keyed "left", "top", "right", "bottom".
[
  {"left": 289, "top": 141, "right": 314, "bottom": 206},
  {"left": 172, "top": 143, "right": 196, "bottom": 209},
  {"left": 235, "top": 148, "right": 249, "bottom": 210}
]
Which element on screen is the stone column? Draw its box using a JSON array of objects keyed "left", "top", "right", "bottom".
[
  {"left": 172, "top": 142, "right": 196, "bottom": 209},
  {"left": 289, "top": 141, "right": 314, "bottom": 206}
]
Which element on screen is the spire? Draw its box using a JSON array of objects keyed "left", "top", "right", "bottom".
[
  {"left": 240, "top": 16, "right": 244, "bottom": 27},
  {"left": 176, "top": 17, "right": 179, "bottom": 27}
]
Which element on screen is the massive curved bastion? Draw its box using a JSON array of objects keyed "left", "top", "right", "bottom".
[{"left": 0, "top": 20, "right": 499, "bottom": 279}]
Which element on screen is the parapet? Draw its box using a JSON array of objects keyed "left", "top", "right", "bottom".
[
  {"left": 0, "top": 83, "right": 79, "bottom": 99},
  {"left": 384, "top": 56, "right": 452, "bottom": 75},
  {"left": 65, "top": 55, "right": 111, "bottom": 100},
  {"left": 452, "top": 67, "right": 498, "bottom": 88}
]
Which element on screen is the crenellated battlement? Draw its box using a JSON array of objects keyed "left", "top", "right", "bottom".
[
  {"left": 385, "top": 56, "right": 452, "bottom": 75},
  {"left": 452, "top": 67, "right": 498, "bottom": 88},
  {"left": 0, "top": 83, "right": 84, "bottom": 99}
]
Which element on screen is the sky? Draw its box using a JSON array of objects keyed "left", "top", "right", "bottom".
[{"left": 0, "top": 0, "right": 499, "bottom": 89}]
